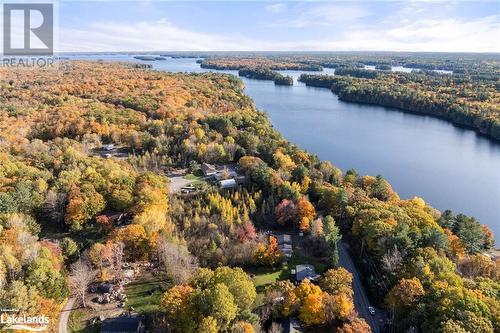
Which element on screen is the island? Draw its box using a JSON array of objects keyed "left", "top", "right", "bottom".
[{"left": 238, "top": 67, "right": 293, "bottom": 86}]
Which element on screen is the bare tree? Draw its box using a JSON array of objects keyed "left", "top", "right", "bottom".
[
  {"left": 381, "top": 245, "right": 405, "bottom": 276},
  {"left": 44, "top": 190, "right": 67, "bottom": 226},
  {"left": 111, "top": 241, "right": 125, "bottom": 282},
  {"left": 226, "top": 240, "right": 258, "bottom": 266},
  {"left": 69, "top": 259, "right": 96, "bottom": 308},
  {"left": 157, "top": 239, "right": 198, "bottom": 284}
]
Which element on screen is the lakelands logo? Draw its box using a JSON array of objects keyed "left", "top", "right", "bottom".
[
  {"left": 0, "top": 313, "right": 49, "bottom": 331},
  {"left": 1, "top": 1, "right": 57, "bottom": 68}
]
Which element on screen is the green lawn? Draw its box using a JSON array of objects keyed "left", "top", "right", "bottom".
[
  {"left": 125, "top": 275, "right": 171, "bottom": 314},
  {"left": 250, "top": 259, "right": 292, "bottom": 307},
  {"left": 251, "top": 266, "right": 287, "bottom": 307},
  {"left": 250, "top": 249, "right": 329, "bottom": 307},
  {"left": 183, "top": 173, "right": 206, "bottom": 186},
  {"left": 253, "top": 267, "right": 288, "bottom": 292},
  {"left": 68, "top": 309, "right": 99, "bottom": 333},
  {"left": 183, "top": 173, "right": 200, "bottom": 180}
]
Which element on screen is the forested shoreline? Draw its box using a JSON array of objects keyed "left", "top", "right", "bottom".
[
  {"left": 0, "top": 61, "right": 498, "bottom": 333},
  {"left": 299, "top": 73, "right": 500, "bottom": 141}
]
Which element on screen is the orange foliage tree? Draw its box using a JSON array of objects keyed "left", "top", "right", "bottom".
[{"left": 254, "top": 236, "right": 282, "bottom": 267}]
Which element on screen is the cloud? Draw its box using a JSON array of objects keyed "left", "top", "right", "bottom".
[
  {"left": 268, "top": 3, "right": 371, "bottom": 28},
  {"left": 59, "top": 19, "right": 263, "bottom": 52},
  {"left": 265, "top": 3, "right": 286, "bottom": 14},
  {"left": 58, "top": 13, "right": 500, "bottom": 53},
  {"left": 335, "top": 15, "right": 500, "bottom": 52}
]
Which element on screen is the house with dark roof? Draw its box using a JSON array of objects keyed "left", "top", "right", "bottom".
[
  {"left": 102, "top": 144, "right": 115, "bottom": 151},
  {"left": 288, "top": 317, "right": 303, "bottom": 333},
  {"left": 279, "top": 243, "right": 293, "bottom": 258},
  {"left": 99, "top": 210, "right": 129, "bottom": 226},
  {"left": 201, "top": 163, "right": 217, "bottom": 176},
  {"left": 100, "top": 317, "right": 144, "bottom": 333},
  {"left": 280, "top": 317, "right": 304, "bottom": 333},
  {"left": 276, "top": 234, "right": 292, "bottom": 245}
]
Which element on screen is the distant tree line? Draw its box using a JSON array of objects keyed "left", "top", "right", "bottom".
[{"left": 333, "top": 67, "right": 380, "bottom": 79}]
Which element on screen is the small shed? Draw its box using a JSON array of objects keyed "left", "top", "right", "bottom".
[
  {"left": 101, "top": 317, "right": 144, "bottom": 333},
  {"left": 219, "top": 178, "right": 237, "bottom": 189}
]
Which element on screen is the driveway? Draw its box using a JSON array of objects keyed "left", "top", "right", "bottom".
[
  {"left": 57, "top": 298, "right": 75, "bottom": 333},
  {"left": 338, "top": 241, "right": 385, "bottom": 333},
  {"left": 167, "top": 176, "right": 196, "bottom": 194}
]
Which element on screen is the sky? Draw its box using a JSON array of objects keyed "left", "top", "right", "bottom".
[{"left": 56, "top": 1, "right": 500, "bottom": 52}]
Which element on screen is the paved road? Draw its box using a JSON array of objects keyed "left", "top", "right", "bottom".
[
  {"left": 57, "top": 298, "right": 75, "bottom": 333},
  {"left": 338, "top": 241, "right": 384, "bottom": 333}
]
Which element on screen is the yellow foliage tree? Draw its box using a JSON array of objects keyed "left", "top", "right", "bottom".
[
  {"left": 299, "top": 217, "right": 310, "bottom": 232},
  {"left": 299, "top": 292, "right": 326, "bottom": 325},
  {"left": 386, "top": 277, "right": 425, "bottom": 310}
]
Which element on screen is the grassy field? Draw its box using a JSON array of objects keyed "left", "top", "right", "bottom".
[{"left": 125, "top": 274, "right": 171, "bottom": 314}]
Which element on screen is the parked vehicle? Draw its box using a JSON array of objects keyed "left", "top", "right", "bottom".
[{"left": 368, "top": 306, "right": 376, "bottom": 316}]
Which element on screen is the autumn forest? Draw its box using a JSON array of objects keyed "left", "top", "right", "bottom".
[{"left": 0, "top": 58, "right": 498, "bottom": 333}]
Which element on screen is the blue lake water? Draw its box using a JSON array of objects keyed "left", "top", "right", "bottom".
[{"left": 67, "top": 55, "right": 500, "bottom": 242}]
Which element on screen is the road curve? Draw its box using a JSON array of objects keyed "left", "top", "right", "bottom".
[
  {"left": 338, "top": 241, "right": 383, "bottom": 333},
  {"left": 57, "top": 298, "right": 75, "bottom": 333}
]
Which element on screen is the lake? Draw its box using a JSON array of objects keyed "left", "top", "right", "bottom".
[{"left": 67, "top": 55, "right": 500, "bottom": 242}]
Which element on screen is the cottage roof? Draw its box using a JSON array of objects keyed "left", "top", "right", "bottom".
[
  {"left": 295, "top": 264, "right": 319, "bottom": 282},
  {"left": 101, "top": 317, "right": 142, "bottom": 333}
]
